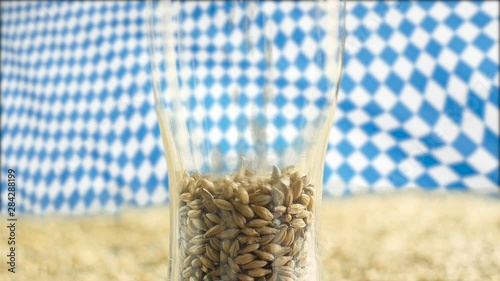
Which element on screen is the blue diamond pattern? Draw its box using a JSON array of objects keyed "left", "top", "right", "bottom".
[{"left": 1, "top": 1, "right": 498, "bottom": 214}]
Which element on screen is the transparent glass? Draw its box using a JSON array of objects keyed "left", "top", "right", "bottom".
[{"left": 147, "top": 1, "right": 345, "bottom": 280}]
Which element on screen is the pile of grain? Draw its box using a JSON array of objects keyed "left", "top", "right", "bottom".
[
  {"left": 176, "top": 167, "right": 315, "bottom": 281},
  {"left": 0, "top": 192, "right": 499, "bottom": 281}
]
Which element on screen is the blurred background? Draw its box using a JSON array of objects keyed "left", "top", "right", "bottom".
[
  {"left": 1, "top": 0, "right": 499, "bottom": 215},
  {"left": 1, "top": 1, "right": 499, "bottom": 281}
]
